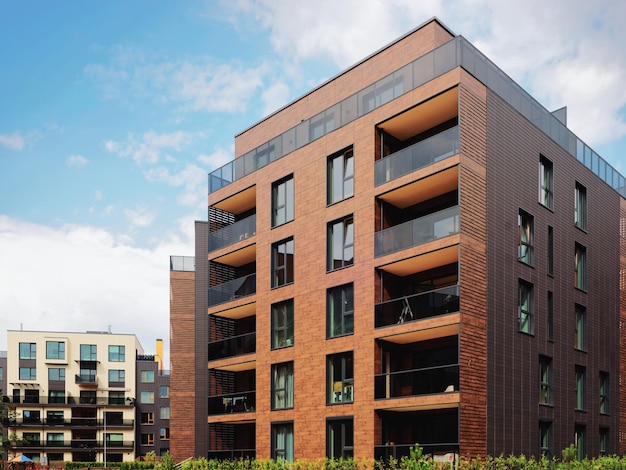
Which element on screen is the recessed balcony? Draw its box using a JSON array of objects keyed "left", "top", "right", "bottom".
[
  {"left": 209, "top": 214, "right": 256, "bottom": 253},
  {"left": 208, "top": 273, "right": 256, "bottom": 307}
]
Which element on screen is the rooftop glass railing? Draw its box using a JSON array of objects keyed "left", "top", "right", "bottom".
[
  {"left": 208, "top": 273, "right": 256, "bottom": 307},
  {"left": 209, "top": 214, "right": 256, "bottom": 252},
  {"left": 209, "top": 35, "right": 624, "bottom": 198},
  {"left": 170, "top": 256, "right": 195, "bottom": 272}
]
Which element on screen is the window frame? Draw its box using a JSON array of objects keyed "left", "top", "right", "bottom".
[
  {"left": 575, "top": 304, "right": 587, "bottom": 351},
  {"left": 575, "top": 365, "right": 586, "bottom": 411},
  {"left": 19, "top": 367, "right": 37, "bottom": 380},
  {"left": 539, "top": 421, "right": 553, "bottom": 458},
  {"left": 518, "top": 279, "right": 534, "bottom": 335},
  {"left": 600, "top": 371, "right": 609, "bottom": 415},
  {"left": 518, "top": 209, "right": 534, "bottom": 265},
  {"left": 539, "top": 155, "right": 553, "bottom": 210},
  {"left": 327, "top": 147, "right": 354, "bottom": 205},
  {"left": 141, "top": 370, "right": 155, "bottom": 383},
  {"left": 327, "top": 283, "right": 354, "bottom": 338},
  {"left": 160, "top": 385, "right": 170, "bottom": 398},
  {"left": 327, "top": 351, "right": 354, "bottom": 404},
  {"left": 271, "top": 299, "right": 294, "bottom": 349},
  {"left": 272, "top": 174, "right": 294, "bottom": 227},
  {"left": 327, "top": 417, "right": 354, "bottom": 459},
  {"left": 271, "top": 422, "right": 294, "bottom": 462},
  {"left": 108, "top": 369, "right": 125, "bottom": 383},
  {"left": 140, "top": 391, "right": 155, "bottom": 404},
  {"left": 80, "top": 344, "right": 97, "bottom": 361},
  {"left": 272, "top": 237, "right": 294, "bottom": 288},
  {"left": 327, "top": 215, "right": 354, "bottom": 271},
  {"left": 48, "top": 368, "right": 66, "bottom": 382},
  {"left": 575, "top": 243, "right": 587, "bottom": 290},
  {"left": 141, "top": 412, "right": 154, "bottom": 425},
  {"left": 547, "top": 291, "right": 554, "bottom": 342},
  {"left": 160, "top": 407, "right": 171, "bottom": 419},
  {"left": 575, "top": 182, "right": 587, "bottom": 230},
  {"left": 539, "top": 356, "right": 552, "bottom": 406},
  {"left": 108, "top": 345, "right": 126, "bottom": 362},
  {"left": 547, "top": 225, "right": 554, "bottom": 276},
  {"left": 271, "top": 362, "right": 294, "bottom": 410},
  {"left": 46, "top": 341, "right": 65, "bottom": 360},
  {"left": 19, "top": 342, "right": 36, "bottom": 360}
]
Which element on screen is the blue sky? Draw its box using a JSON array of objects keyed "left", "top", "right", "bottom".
[{"left": 1, "top": 0, "right": 625, "bottom": 362}]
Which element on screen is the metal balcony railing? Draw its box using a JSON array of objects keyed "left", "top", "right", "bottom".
[
  {"left": 209, "top": 214, "right": 256, "bottom": 252},
  {"left": 374, "top": 364, "right": 459, "bottom": 399},
  {"left": 207, "top": 449, "right": 255, "bottom": 460},
  {"left": 374, "top": 443, "right": 459, "bottom": 461},
  {"left": 375, "top": 206, "right": 459, "bottom": 257},
  {"left": 208, "top": 391, "right": 256, "bottom": 415},
  {"left": 208, "top": 332, "right": 256, "bottom": 360},
  {"left": 208, "top": 273, "right": 256, "bottom": 307},
  {"left": 375, "top": 125, "right": 460, "bottom": 186}
]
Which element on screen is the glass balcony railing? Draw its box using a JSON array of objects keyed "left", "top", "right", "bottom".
[
  {"left": 375, "top": 285, "right": 459, "bottom": 328},
  {"left": 209, "top": 214, "right": 256, "bottom": 252},
  {"left": 208, "top": 273, "right": 256, "bottom": 307},
  {"left": 375, "top": 443, "right": 459, "bottom": 461},
  {"left": 208, "top": 391, "right": 256, "bottom": 415},
  {"left": 208, "top": 332, "right": 256, "bottom": 360},
  {"left": 375, "top": 126, "right": 460, "bottom": 186},
  {"left": 75, "top": 374, "right": 97, "bottom": 385},
  {"left": 375, "top": 206, "right": 459, "bottom": 257},
  {"left": 170, "top": 255, "right": 195, "bottom": 272},
  {"left": 207, "top": 449, "right": 256, "bottom": 460},
  {"left": 375, "top": 364, "right": 459, "bottom": 399}
]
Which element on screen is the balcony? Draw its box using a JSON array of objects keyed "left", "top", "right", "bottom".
[
  {"left": 209, "top": 214, "right": 256, "bottom": 252},
  {"left": 375, "top": 443, "right": 459, "bottom": 461},
  {"left": 375, "top": 365, "right": 459, "bottom": 399},
  {"left": 208, "top": 390, "right": 256, "bottom": 415},
  {"left": 375, "top": 285, "right": 459, "bottom": 328},
  {"left": 209, "top": 332, "right": 256, "bottom": 360},
  {"left": 208, "top": 273, "right": 256, "bottom": 307},
  {"left": 375, "top": 206, "right": 459, "bottom": 257},
  {"left": 207, "top": 449, "right": 255, "bottom": 460},
  {"left": 375, "top": 125, "right": 460, "bottom": 186},
  {"left": 75, "top": 374, "right": 97, "bottom": 386}
]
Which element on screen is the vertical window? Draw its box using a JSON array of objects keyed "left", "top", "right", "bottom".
[
  {"left": 19, "top": 342, "right": 36, "bottom": 359},
  {"left": 539, "top": 356, "right": 552, "bottom": 405},
  {"left": 141, "top": 412, "right": 154, "bottom": 424},
  {"left": 272, "top": 175, "right": 294, "bottom": 227},
  {"left": 19, "top": 368, "right": 36, "bottom": 380},
  {"left": 0, "top": 367, "right": 3, "bottom": 381},
  {"left": 547, "top": 291, "right": 554, "bottom": 341},
  {"left": 600, "top": 428, "right": 609, "bottom": 455},
  {"left": 539, "top": 155, "right": 553, "bottom": 209},
  {"left": 575, "top": 424, "right": 586, "bottom": 460},
  {"left": 272, "top": 237, "right": 294, "bottom": 288},
  {"left": 518, "top": 209, "right": 534, "bottom": 265},
  {"left": 575, "top": 304, "right": 586, "bottom": 351},
  {"left": 160, "top": 385, "right": 170, "bottom": 398},
  {"left": 575, "top": 182, "right": 587, "bottom": 230},
  {"left": 327, "top": 215, "right": 354, "bottom": 271},
  {"left": 328, "top": 147, "right": 354, "bottom": 204},
  {"left": 48, "top": 368, "right": 65, "bottom": 381},
  {"left": 160, "top": 428, "right": 170, "bottom": 440},
  {"left": 575, "top": 365, "right": 586, "bottom": 411},
  {"left": 327, "top": 352, "right": 354, "bottom": 404},
  {"left": 141, "top": 433, "right": 154, "bottom": 445},
  {"left": 518, "top": 280, "right": 534, "bottom": 334},
  {"left": 108, "top": 345, "right": 125, "bottom": 362},
  {"left": 327, "top": 418, "right": 354, "bottom": 459},
  {"left": 80, "top": 344, "right": 97, "bottom": 361},
  {"left": 600, "top": 372, "right": 609, "bottom": 414},
  {"left": 141, "top": 391, "right": 155, "bottom": 404},
  {"left": 539, "top": 421, "right": 553, "bottom": 458},
  {"left": 49, "top": 390, "right": 65, "bottom": 404},
  {"left": 327, "top": 283, "right": 354, "bottom": 338},
  {"left": 575, "top": 243, "right": 587, "bottom": 290},
  {"left": 272, "top": 362, "right": 294, "bottom": 410},
  {"left": 160, "top": 407, "right": 171, "bottom": 419},
  {"left": 547, "top": 226, "right": 554, "bottom": 276},
  {"left": 141, "top": 370, "right": 155, "bottom": 383},
  {"left": 271, "top": 422, "right": 294, "bottom": 461},
  {"left": 272, "top": 299, "right": 294, "bottom": 349},
  {"left": 46, "top": 341, "right": 65, "bottom": 360},
  {"left": 108, "top": 370, "right": 125, "bottom": 383}
]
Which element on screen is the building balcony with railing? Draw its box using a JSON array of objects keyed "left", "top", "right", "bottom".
[
  {"left": 209, "top": 368, "right": 255, "bottom": 417},
  {"left": 208, "top": 271, "right": 256, "bottom": 307},
  {"left": 209, "top": 313, "right": 256, "bottom": 360},
  {"left": 208, "top": 423, "right": 255, "bottom": 460}
]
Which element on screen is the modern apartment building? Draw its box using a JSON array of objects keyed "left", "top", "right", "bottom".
[
  {"left": 170, "top": 18, "right": 626, "bottom": 461},
  {"left": 3, "top": 330, "right": 166, "bottom": 464}
]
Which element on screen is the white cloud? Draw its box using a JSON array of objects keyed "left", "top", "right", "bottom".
[
  {"left": 0, "top": 132, "right": 25, "bottom": 151},
  {"left": 261, "top": 81, "right": 291, "bottom": 117},
  {"left": 124, "top": 207, "right": 156, "bottom": 228},
  {"left": 67, "top": 154, "right": 88, "bottom": 167},
  {"left": 198, "top": 147, "right": 234, "bottom": 170},
  {"left": 144, "top": 163, "right": 207, "bottom": 208},
  {"left": 106, "top": 130, "right": 192, "bottom": 165}
]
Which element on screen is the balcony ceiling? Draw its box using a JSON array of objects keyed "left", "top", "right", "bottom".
[
  {"left": 210, "top": 302, "right": 255, "bottom": 320},
  {"left": 211, "top": 244, "right": 256, "bottom": 267},
  {"left": 375, "top": 394, "right": 459, "bottom": 412},
  {"left": 212, "top": 185, "right": 256, "bottom": 215},
  {"left": 377, "top": 322, "right": 459, "bottom": 345},
  {"left": 211, "top": 360, "right": 256, "bottom": 373},
  {"left": 379, "top": 244, "right": 458, "bottom": 277},
  {"left": 378, "top": 87, "right": 458, "bottom": 141},
  {"left": 378, "top": 165, "right": 458, "bottom": 209}
]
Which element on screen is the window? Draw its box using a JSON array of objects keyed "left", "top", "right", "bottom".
[
  {"left": 547, "top": 226, "right": 554, "bottom": 276},
  {"left": 48, "top": 368, "right": 65, "bottom": 381},
  {"left": 46, "top": 341, "right": 65, "bottom": 360},
  {"left": 49, "top": 391, "right": 65, "bottom": 404},
  {"left": 575, "top": 182, "right": 587, "bottom": 230},
  {"left": 327, "top": 283, "right": 354, "bottom": 338},
  {"left": 109, "top": 345, "right": 125, "bottom": 362},
  {"left": 141, "top": 433, "right": 154, "bottom": 445},
  {"left": 272, "top": 238, "right": 294, "bottom": 288},
  {"left": 160, "top": 428, "right": 170, "bottom": 440},
  {"left": 327, "top": 215, "right": 354, "bottom": 271},
  {"left": 518, "top": 209, "right": 534, "bottom": 265},
  {"left": 600, "top": 372, "right": 609, "bottom": 414},
  {"left": 23, "top": 410, "right": 40, "bottom": 424},
  {"left": 271, "top": 422, "right": 294, "bottom": 462},
  {"left": 575, "top": 425, "right": 586, "bottom": 460},
  {"left": 518, "top": 280, "right": 534, "bottom": 334},
  {"left": 47, "top": 410, "right": 64, "bottom": 425},
  {"left": 79, "top": 367, "right": 96, "bottom": 383},
  {"left": 141, "top": 391, "right": 155, "bottom": 404},
  {"left": 575, "top": 304, "right": 586, "bottom": 351},
  {"left": 141, "top": 370, "right": 155, "bottom": 383},
  {"left": 539, "top": 155, "right": 553, "bottom": 209},
  {"left": 539, "top": 421, "right": 553, "bottom": 458},
  {"left": 109, "top": 391, "right": 125, "bottom": 405},
  {"left": 141, "top": 412, "right": 154, "bottom": 425},
  {"left": 539, "top": 356, "right": 552, "bottom": 405},
  {"left": 600, "top": 428, "right": 609, "bottom": 455},
  {"left": 272, "top": 362, "right": 294, "bottom": 410},
  {"left": 575, "top": 243, "right": 587, "bottom": 290},
  {"left": 160, "top": 407, "right": 170, "bottom": 419},
  {"left": 23, "top": 432, "right": 41, "bottom": 444},
  {"left": 80, "top": 344, "right": 97, "bottom": 361},
  {"left": 272, "top": 175, "right": 294, "bottom": 227},
  {"left": 547, "top": 292, "right": 554, "bottom": 342},
  {"left": 160, "top": 385, "right": 170, "bottom": 398},
  {"left": 109, "top": 369, "right": 125, "bottom": 383},
  {"left": 328, "top": 147, "right": 354, "bottom": 204},
  {"left": 272, "top": 299, "right": 294, "bottom": 349},
  {"left": 575, "top": 365, "right": 586, "bottom": 411},
  {"left": 327, "top": 352, "right": 354, "bottom": 404},
  {"left": 327, "top": 418, "right": 354, "bottom": 459},
  {"left": 19, "top": 342, "right": 36, "bottom": 359},
  {"left": 0, "top": 367, "right": 2, "bottom": 380},
  {"left": 19, "top": 367, "right": 36, "bottom": 380}
]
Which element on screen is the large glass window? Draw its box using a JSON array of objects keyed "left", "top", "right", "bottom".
[
  {"left": 518, "top": 280, "right": 534, "bottom": 334},
  {"left": 327, "top": 283, "right": 354, "bottom": 338},
  {"left": 327, "top": 418, "right": 354, "bottom": 459},
  {"left": 160, "top": 407, "right": 171, "bottom": 419},
  {"left": 272, "top": 299, "right": 294, "bottom": 349},
  {"left": 272, "top": 175, "right": 294, "bottom": 227},
  {"left": 575, "top": 365, "right": 586, "bottom": 411},
  {"left": 271, "top": 422, "right": 294, "bottom": 461},
  {"left": 575, "top": 243, "right": 587, "bottom": 290},
  {"left": 47, "top": 410, "right": 64, "bottom": 425},
  {"left": 327, "top": 147, "right": 354, "bottom": 204},
  {"left": 575, "top": 304, "right": 586, "bottom": 351},
  {"left": 575, "top": 182, "right": 587, "bottom": 230},
  {"left": 272, "top": 238, "right": 294, "bottom": 288},
  {"left": 80, "top": 344, "right": 97, "bottom": 361},
  {"left": 19, "top": 342, "right": 36, "bottom": 359},
  {"left": 109, "top": 370, "right": 125, "bottom": 383},
  {"left": 108, "top": 345, "right": 125, "bottom": 362},
  {"left": 327, "top": 215, "right": 354, "bottom": 271},
  {"left": 141, "top": 391, "right": 155, "bottom": 404},
  {"left": 600, "top": 372, "right": 609, "bottom": 414},
  {"left": 539, "top": 155, "right": 553, "bottom": 209},
  {"left": 539, "top": 356, "right": 552, "bottom": 405},
  {"left": 141, "top": 370, "right": 155, "bottom": 383},
  {"left": 49, "top": 390, "right": 65, "bottom": 404},
  {"left": 19, "top": 367, "right": 36, "bottom": 380},
  {"left": 46, "top": 341, "right": 65, "bottom": 360},
  {"left": 47, "top": 432, "right": 64, "bottom": 444},
  {"left": 48, "top": 368, "right": 65, "bottom": 381},
  {"left": 327, "top": 352, "right": 354, "bottom": 404},
  {"left": 539, "top": 421, "right": 553, "bottom": 458},
  {"left": 108, "top": 391, "right": 125, "bottom": 405},
  {"left": 518, "top": 209, "right": 534, "bottom": 265},
  {"left": 272, "top": 362, "right": 294, "bottom": 410}
]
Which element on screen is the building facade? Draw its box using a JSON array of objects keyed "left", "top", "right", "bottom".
[
  {"left": 170, "top": 18, "right": 626, "bottom": 461},
  {"left": 4, "top": 330, "right": 153, "bottom": 464}
]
